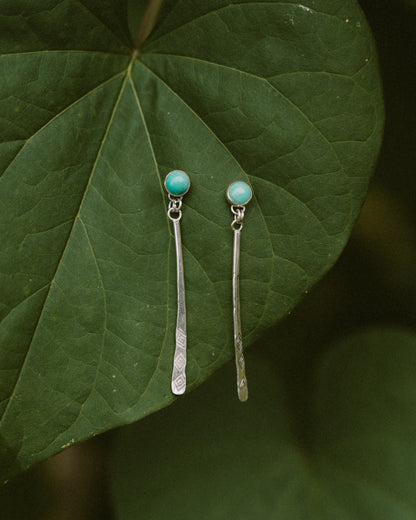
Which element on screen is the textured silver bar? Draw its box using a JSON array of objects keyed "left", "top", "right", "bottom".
[
  {"left": 232, "top": 228, "right": 248, "bottom": 401},
  {"left": 171, "top": 218, "right": 187, "bottom": 395}
]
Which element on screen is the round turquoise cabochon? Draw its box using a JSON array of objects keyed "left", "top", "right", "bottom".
[
  {"left": 227, "top": 181, "right": 253, "bottom": 205},
  {"left": 164, "top": 170, "right": 191, "bottom": 196}
]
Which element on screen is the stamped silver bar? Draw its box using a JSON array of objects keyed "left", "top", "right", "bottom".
[
  {"left": 171, "top": 218, "right": 187, "bottom": 395},
  {"left": 232, "top": 228, "right": 248, "bottom": 402}
]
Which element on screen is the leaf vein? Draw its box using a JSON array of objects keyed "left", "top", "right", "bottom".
[
  {"left": 0, "top": 60, "right": 133, "bottom": 425},
  {"left": 77, "top": 218, "right": 108, "bottom": 408},
  {"left": 146, "top": 2, "right": 350, "bottom": 48},
  {"left": 75, "top": 1, "right": 131, "bottom": 51},
  {"left": 0, "top": 69, "right": 127, "bottom": 180}
]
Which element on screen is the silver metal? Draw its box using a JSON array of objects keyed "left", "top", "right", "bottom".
[
  {"left": 169, "top": 199, "right": 187, "bottom": 395},
  {"left": 168, "top": 193, "right": 183, "bottom": 206},
  {"left": 231, "top": 208, "right": 248, "bottom": 402},
  {"left": 231, "top": 205, "right": 245, "bottom": 231},
  {"left": 168, "top": 207, "right": 182, "bottom": 221}
]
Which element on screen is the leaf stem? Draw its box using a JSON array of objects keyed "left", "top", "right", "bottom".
[{"left": 132, "top": 0, "right": 163, "bottom": 56}]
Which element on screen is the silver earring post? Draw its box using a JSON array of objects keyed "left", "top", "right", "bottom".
[
  {"left": 227, "top": 181, "right": 253, "bottom": 402},
  {"left": 164, "top": 170, "right": 191, "bottom": 395}
]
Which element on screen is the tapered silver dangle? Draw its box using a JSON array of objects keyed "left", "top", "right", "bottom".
[
  {"left": 164, "top": 170, "right": 191, "bottom": 395},
  {"left": 227, "top": 181, "right": 253, "bottom": 402}
]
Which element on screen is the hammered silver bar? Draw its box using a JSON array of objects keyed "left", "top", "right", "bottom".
[
  {"left": 232, "top": 228, "right": 248, "bottom": 401},
  {"left": 171, "top": 218, "right": 187, "bottom": 395}
]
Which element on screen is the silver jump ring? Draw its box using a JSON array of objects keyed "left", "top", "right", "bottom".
[
  {"left": 168, "top": 207, "right": 182, "bottom": 221},
  {"left": 231, "top": 205, "right": 245, "bottom": 222},
  {"left": 231, "top": 219, "right": 243, "bottom": 231},
  {"left": 168, "top": 194, "right": 183, "bottom": 204},
  {"left": 168, "top": 200, "right": 182, "bottom": 209},
  {"left": 168, "top": 199, "right": 182, "bottom": 211}
]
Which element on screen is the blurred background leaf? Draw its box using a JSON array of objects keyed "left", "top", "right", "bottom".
[
  {"left": 109, "top": 328, "right": 416, "bottom": 519},
  {"left": 0, "top": 467, "right": 48, "bottom": 519},
  {"left": 400, "top": 0, "right": 416, "bottom": 11}
]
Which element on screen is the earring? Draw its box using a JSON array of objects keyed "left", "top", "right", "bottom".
[
  {"left": 164, "top": 170, "right": 191, "bottom": 395},
  {"left": 226, "top": 181, "right": 253, "bottom": 402}
]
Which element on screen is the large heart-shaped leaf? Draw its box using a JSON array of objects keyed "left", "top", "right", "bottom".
[
  {"left": 0, "top": 0, "right": 383, "bottom": 477},
  {"left": 110, "top": 328, "right": 416, "bottom": 519}
]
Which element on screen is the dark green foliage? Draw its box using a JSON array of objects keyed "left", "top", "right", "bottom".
[
  {"left": 111, "top": 329, "right": 416, "bottom": 519},
  {"left": 0, "top": 0, "right": 383, "bottom": 478}
]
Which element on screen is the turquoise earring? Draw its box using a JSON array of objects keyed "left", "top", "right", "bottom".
[
  {"left": 227, "top": 181, "right": 253, "bottom": 401},
  {"left": 164, "top": 170, "right": 191, "bottom": 395}
]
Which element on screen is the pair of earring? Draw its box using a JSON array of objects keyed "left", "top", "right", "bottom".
[{"left": 164, "top": 170, "right": 252, "bottom": 402}]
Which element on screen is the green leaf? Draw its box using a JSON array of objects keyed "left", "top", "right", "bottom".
[
  {"left": 0, "top": 0, "right": 383, "bottom": 477},
  {"left": 110, "top": 328, "right": 416, "bottom": 519}
]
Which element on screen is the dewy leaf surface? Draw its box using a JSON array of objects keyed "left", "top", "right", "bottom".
[
  {"left": 110, "top": 328, "right": 416, "bottom": 520},
  {"left": 0, "top": 0, "right": 383, "bottom": 476}
]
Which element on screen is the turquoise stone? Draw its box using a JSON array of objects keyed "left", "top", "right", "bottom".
[
  {"left": 227, "top": 181, "right": 252, "bottom": 205},
  {"left": 165, "top": 170, "right": 190, "bottom": 196}
]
